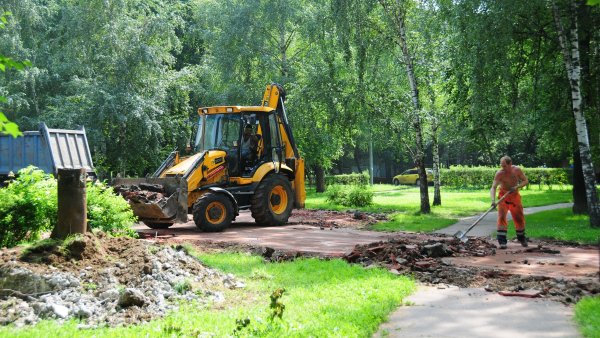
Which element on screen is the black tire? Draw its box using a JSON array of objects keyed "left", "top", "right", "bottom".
[
  {"left": 192, "top": 192, "right": 234, "bottom": 232},
  {"left": 143, "top": 222, "right": 173, "bottom": 229},
  {"left": 251, "top": 174, "right": 294, "bottom": 226},
  {"left": 393, "top": 179, "right": 400, "bottom": 186},
  {"left": 415, "top": 179, "right": 420, "bottom": 186}
]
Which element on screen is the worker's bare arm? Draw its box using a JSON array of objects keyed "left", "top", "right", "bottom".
[
  {"left": 512, "top": 167, "right": 529, "bottom": 191},
  {"left": 490, "top": 172, "right": 502, "bottom": 206}
]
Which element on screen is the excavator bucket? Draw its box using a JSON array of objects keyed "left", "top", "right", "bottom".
[{"left": 112, "top": 177, "right": 188, "bottom": 223}]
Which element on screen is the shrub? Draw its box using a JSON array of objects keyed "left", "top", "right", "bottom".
[
  {"left": 325, "top": 171, "right": 370, "bottom": 186},
  {"left": 439, "top": 166, "right": 495, "bottom": 189},
  {"left": 0, "top": 167, "right": 137, "bottom": 248},
  {"left": 346, "top": 185, "right": 373, "bottom": 207},
  {"left": 87, "top": 181, "right": 137, "bottom": 237},
  {"left": 325, "top": 184, "right": 373, "bottom": 207},
  {"left": 325, "top": 184, "right": 346, "bottom": 205},
  {"left": 0, "top": 167, "right": 57, "bottom": 248},
  {"left": 439, "top": 166, "right": 570, "bottom": 189},
  {"left": 523, "top": 168, "right": 569, "bottom": 189}
]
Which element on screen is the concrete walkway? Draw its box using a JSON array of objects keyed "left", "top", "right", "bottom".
[
  {"left": 375, "top": 203, "right": 581, "bottom": 338},
  {"left": 375, "top": 285, "right": 580, "bottom": 338},
  {"left": 435, "top": 203, "right": 573, "bottom": 237}
]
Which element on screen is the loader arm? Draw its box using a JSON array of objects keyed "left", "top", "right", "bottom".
[{"left": 261, "top": 83, "right": 305, "bottom": 207}]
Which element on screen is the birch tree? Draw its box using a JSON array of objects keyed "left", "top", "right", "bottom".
[
  {"left": 379, "top": 0, "right": 430, "bottom": 213},
  {"left": 552, "top": 0, "right": 600, "bottom": 227}
]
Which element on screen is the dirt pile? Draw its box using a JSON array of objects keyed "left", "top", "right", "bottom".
[
  {"left": 289, "top": 209, "right": 387, "bottom": 229},
  {"left": 0, "top": 233, "right": 244, "bottom": 328},
  {"left": 343, "top": 234, "right": 600, "bottom": 304},
  {"left": 114, "top": 183, "right": 168, "bottom": 204}
]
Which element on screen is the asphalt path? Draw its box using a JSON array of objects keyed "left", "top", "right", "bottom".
[
  {"left": 374, "top": 285, "right": 581, "bottom": 338},
  {"left": 378, "top": 202, "right": 587, "bottom": 338}
]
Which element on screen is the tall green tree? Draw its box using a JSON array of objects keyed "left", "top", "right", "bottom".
[
  {"left": 552, "top": 0, "right": 599, "bottom": 227},
  {"left": 1, "top": 0, "right": 196, "bottom": 176},
  {"left": 0, "top": 11, "right": 29, "bottom": 137},
  {"left": 379, "top": 0, "right": 430, "bottom": 213}
]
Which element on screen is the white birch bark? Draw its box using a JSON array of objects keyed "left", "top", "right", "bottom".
[
  {"left": 552, "top": 0, "right": 600, "bottom": 227},
  {"left": 380, "top": 0, "right": 430, "bottom": 213},
  {"left": 432, "top": 116, "right": 441, "bottom": 206}
]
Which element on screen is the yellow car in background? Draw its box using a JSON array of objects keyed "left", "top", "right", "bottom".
[{"left": 393, "top": 168, "right": 434, "bottom": 186}]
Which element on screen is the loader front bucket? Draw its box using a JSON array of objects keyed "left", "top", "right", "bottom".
[{"left": 112, "top": 177, "right": 188, "bottom": 224}]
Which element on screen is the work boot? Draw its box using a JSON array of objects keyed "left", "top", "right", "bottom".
[
  {"left": 497, "top": 230, "right": 507, "bottom": 250},
  {"left": 517, "top": 231, "right": 528, "bottom": 247},
  {"left": 518, "top": 237, "right": 528, "bottom": 247}
]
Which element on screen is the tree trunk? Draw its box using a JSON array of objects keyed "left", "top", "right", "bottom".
[
  {"left": 315, "top": 165, "right": 326, "bottom": 193},
  {"left": 572, "top": 148, "right": 587, "bottom": 214},
  {"left": 552, "top": 0, "right": 600, "bottom": 227},
  {"left": 52, "top": 168, "right": 87, "bottom": 240},
  {"left": 354, "top": 145, "right": 362, "bottom": 172},
  {"left": 385, "top": 0, "right": 430, "bottom": 213},
  {"left": 432, "top": 117, "right": 442, "bottom": 206},
  {"left": 279, "top": 11, "right": 289, "bottom": 80}
]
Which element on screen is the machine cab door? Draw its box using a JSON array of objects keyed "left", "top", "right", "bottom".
[{"left": 239, "top": 112, "right": 281, "bottom": 177}]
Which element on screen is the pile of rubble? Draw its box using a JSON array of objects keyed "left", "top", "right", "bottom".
[
  {"left": 113, "top": 183, "right": 168, "bottom": 204},
  {"left": 289, "top": 209, "right": 388, "bottom": 229},
  {"left": 343, "top": 235, "right": 600, "bottom": 304},
  {"left": 0, "top": 233, "right": 245, "bottom": 328}
]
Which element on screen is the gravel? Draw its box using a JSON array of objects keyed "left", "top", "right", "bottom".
[{"left": 0, "top": 239, "right": 244, "bottom": 328}]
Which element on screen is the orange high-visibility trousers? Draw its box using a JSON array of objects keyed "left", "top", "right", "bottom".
[{"left": 497, "top": 189, "right": 526, "bottom": 232}]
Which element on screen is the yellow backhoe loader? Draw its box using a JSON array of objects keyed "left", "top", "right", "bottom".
[{"left": 113, "top": 84, "right": 305, "bottom": 232}]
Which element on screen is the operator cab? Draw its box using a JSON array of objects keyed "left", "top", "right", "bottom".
[{"left": 194, "top": 111, "right": 283, "bottom": 178}]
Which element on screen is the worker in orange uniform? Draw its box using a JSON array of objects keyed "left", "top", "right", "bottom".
[{"left": 490, "top": 155, "right": 529, "bottom": 249}]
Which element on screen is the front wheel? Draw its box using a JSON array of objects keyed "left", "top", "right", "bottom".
[
  {"left": 415, "top": 179, "right": 420, "bottom": 186},
  {"left": 393, "top": 179, "right": 400, "bottom": 186},
  {"left": 251, "top": 174, "right": 294, "bottom": 226},
  {"left": 192, "top": 192, "right": 234, "bottom": 232}
]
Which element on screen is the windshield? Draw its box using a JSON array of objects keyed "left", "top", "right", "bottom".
[{"left": 194, "top": 113, "right": 241, "bottom": 152}]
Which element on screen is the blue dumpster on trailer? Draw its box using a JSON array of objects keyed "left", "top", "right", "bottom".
[{"left": 0, "top": 123, "right": 95, "bottom": 180}]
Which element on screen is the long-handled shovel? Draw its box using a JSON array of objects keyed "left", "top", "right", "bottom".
[{"left": 453, "top": 192, "right": 512, "bottom": 242}]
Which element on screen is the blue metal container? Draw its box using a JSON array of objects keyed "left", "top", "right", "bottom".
[{"left": 0, "top": 123, "right": 94, "bottom": 178}]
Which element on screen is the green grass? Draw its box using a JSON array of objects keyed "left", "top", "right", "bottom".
[
  {"left": 373, "top": 212, "right": 457, "bottom": 232},
  {"left": 575, "top": 296, "right": 600, "bottom": 338},
  {"left": 505, "top": 207, "right": 600, "bottom": 244},
  {"left": 306, "top": 185, "right": 572, "bottom": 232},
  {"left": 0, "top": 252, "right": 415, "bottom": 337}
]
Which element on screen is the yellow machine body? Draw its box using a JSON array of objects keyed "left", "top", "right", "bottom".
[{"left": 115, "top": 84, "right": 305, "bottom": 230}]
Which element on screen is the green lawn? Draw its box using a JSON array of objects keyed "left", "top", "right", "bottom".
[
  {"left": 1, "top": 251, "right": 415, "bottom": 337},
  {"left": 505, "top": 207, "right": 600, "bottom": 245},
  {"left": 306, "top": 185, "right": 572, "bottom": 232},
  {"left": 575, "top": 296, "right": 600, "bottom": 338}
]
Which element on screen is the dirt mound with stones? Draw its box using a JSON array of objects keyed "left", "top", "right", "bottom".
[
  {"left": 288, "top": 209, "right": 387, "bottom": 229},
  {"left": 343, "top": 233, "right": 599, "bottom": 304},
  {"left": 0, "top": 233, "right": 244, "bottom": 328}
]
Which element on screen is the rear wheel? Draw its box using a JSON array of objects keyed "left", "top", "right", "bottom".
[
  {"left": 251, "top": 174, "right": 294, "bottom": 226},
  {"left": 193, "top": 192, "right": 234, "bottom": 232},
  {"left": 415, "top": 179, "right": 420, "bottom": 186},
  {"left": 393, "top": 179, "right": 400, "bottom": 186},
  {"left": 143, "top": 222, "right": 173, "bottom": 229}
]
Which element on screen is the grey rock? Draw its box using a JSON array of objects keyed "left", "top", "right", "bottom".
[
  {"left": 0, "top": 267, "right": 53, "bottom": 294},
  {"left": 74, "top": 305, "right": 93, "bottom": 318},
  {"left": 51, "top": 303, "right": 69, "bottom": 318},
  {"left": 422, "top": 243, "right": 450, "bottom": 258},
  {"left": 99, "top": 289, "right": 120, "bottom": 301},
  {"left": 118, "top": 288, "right": 146, "bottom": 308}
]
